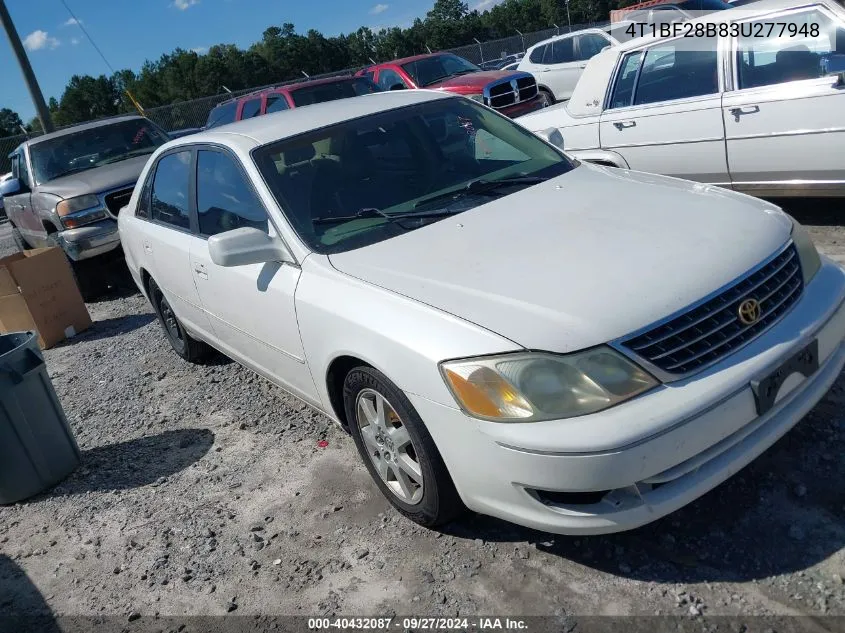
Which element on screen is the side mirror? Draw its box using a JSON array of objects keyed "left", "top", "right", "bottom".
[
  {"left": 389, "top": 83, "right": 406, "bottom": 91},
  {"left": 536, "top": 128, "right": 565, "bottom": 150},
  {"left": 208, "top": 227, "right": 293, "bottom": 267},
  {"left": 0, "top": 178, "right": 23, "bottom": 197}
]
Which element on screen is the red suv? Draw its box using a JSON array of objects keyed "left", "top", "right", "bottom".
[
  {"left": 205, "top": 75, "right": 381, "bottom": 129},
  {"left": 356, "top": 53, "right": 545, "bottom": 118}
]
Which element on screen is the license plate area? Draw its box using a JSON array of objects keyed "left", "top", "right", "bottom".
[{"left": 750, "top": 339, "right": 819, "bottom": 416}]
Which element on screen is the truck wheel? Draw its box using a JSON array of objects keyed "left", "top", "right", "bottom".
[
  {"left": 10, "top": 226, "right": 30, "bottom": 252},
  {"left": 538, "top": 88, "right": 555, "bottom": 108}
]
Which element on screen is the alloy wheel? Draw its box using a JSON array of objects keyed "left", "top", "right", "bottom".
[{"left": 355, "top": 388, "right": 424, "bottom": 505}]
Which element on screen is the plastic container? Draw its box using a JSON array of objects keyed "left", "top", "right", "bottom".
[{"left": 0, "top": 331, "right": 80, "bottom": 504}]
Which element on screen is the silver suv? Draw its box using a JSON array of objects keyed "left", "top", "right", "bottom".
[{"left": 0, "top": 115, "right": 169, "bottom": 298}]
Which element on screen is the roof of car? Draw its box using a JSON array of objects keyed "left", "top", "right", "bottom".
[
  {"left": 368, "top": 52, "right": 456, "bottom": 68},
  {"left": 213, "top": 74, "right": 362, "bottom": 107},
  {"left": 168, "top": 89, "right": 451, "bottom": 150},
  {"left": 526, "top": 27, "right": 616, "bottom": 51},
  {"left": 25, "top": 115, "right": 147, "bottom": 147}
]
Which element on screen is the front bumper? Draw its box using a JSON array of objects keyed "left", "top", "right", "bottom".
[
  {"left": 500, "top": 95, "right": 545, "bottom": 119},
  {"left": 411, "top": 257, "right": 845, "bottom": 535},
  {"left": 58, "top": 219, "right": 121, "bottom": 261}
]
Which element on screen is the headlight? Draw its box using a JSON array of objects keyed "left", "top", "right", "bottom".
[
  {"left": 790, "top": 217, "right": 821, "bottom": 285},
  {"left": 467, "top": 94, "right": 485, "bottom": 104},
  {"left": 440, "top": 347, "right": 658, "bottom": 422},
  {"left": 56, "top": 195, "right": 107, "bottom": 229},
  {"left": 57, "top": 195, "right": 100, "bottom": 217}
]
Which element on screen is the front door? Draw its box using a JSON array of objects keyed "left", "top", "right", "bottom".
[
  {"left": 599, "top": 35, "right": 730, "bottom": 185},
  {"left": 539, "top": 36, "right": 585, "bottom": 101},
  {"left": 5, "top": 150, "right": 39, "bottom": 242},
  {"left": 188, "top": 147, "right": 318, "bottom": 403},
  {"left": 722, "top": 5, "right": 845, "bottom": 196}
]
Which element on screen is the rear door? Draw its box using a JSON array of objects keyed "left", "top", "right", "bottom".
[
  {"left": 537, "top": 36, "right": 584, "bottom": 101},
  {"left": 237, "top": 97, "right": 262, "bottom": 122},
  {"left": 721, "top": 5, "right": 845, "bottom": 195},
  {"left": 187, "top": 147, "right": 317, "bottom": 401},
  {"left": 599, "top": 35, "right": 730, "bottom": 185},
  {"left": 139, "top": 149, "right": 214, "bottom": 340}
]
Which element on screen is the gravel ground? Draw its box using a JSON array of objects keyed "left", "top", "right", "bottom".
[{"left": 0, "top": 199, "right": 844, "bottom": 622}]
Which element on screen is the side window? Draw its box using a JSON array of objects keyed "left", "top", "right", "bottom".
[
  {"left": 196, "top": 150, "right": 268, "bottom": 236},
  {"left": 240, "top": 98, "right": 262, "bottom": 120},
  {"left": 266, "top": 94, "right": 290, "bottom": 114},
  {"left": 576, "top": 34, "right": 611, "bottom": 61},
  {"left": 529, "top": 44, "right": 547, "bottom": 64},
  {"left": 206, "top": 101, "right": 237, "bottom": 128},
  {"left": 609, "top": 51, "right": 644, "bottom": 108},
  {"left": 550, "top": 37, "right": 575, "bottom": 64},
  {"left": 633, "top": 36, "right": 717, "bottom": 105},
  {"left": 15, "top": 153, "right": 31, "bottom": 187},
  {"left": 377, "top": 69, "right": 406, "bottom": 90},
  {"left": 736, "top": 9, "right": 845, "bottom": 90},
  {"left": 363, "top": 71, "right": 376, "bottom": 81},
  {"left": 136, "top": 173, "right": 153, "bottom": 219},
  {"left": 151, "top": 151, "right": 191, "bottom": 230}
]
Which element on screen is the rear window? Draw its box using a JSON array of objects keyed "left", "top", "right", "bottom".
[
  {"left": 290, "top": 78, "right": 381, "bottom": 108},
  {"left": 205, "top": 101, "right": 238, "bottom": 129}
]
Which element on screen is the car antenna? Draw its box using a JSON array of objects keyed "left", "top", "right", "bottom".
[
  {"left": 221, "top": 85, "right": 233, "bottom": 94},
  {"left": 301, "top": 71, "right": 310, "bottom": 78},
  {"left": 426, "top": 45, "right": 432, "bottom": 54},
  {"left": 369, "top": 57, "right": 377, "bottom": 65}
]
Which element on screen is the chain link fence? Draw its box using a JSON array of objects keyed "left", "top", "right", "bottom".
[{"left": 0, "top": 20, "right": 604, "bottom": 174}]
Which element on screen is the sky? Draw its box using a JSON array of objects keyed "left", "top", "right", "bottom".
[{"left": 1, "top": 0, "right": 477, "bottom": 124}]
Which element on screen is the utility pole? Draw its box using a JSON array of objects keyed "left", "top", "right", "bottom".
[{"left": 0, "top": 0, "right": 54, "bottom": 133}]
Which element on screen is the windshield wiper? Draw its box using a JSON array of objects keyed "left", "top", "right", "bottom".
[
  {"left": 44, "top": 164, "right": 95, "bottom": 181},
  {"left": 413, "top": 175, "right": 549, "bottom": 209},
  {"left": 98, "top": 147, "right": 156, "bottom": 166},
  {"left": 313, "top": 207, "right": 462, "bottom": 226}
]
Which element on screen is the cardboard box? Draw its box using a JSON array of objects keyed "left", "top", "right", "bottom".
[{"left": 0, "top": 247, "right": 92, "bottom": 349}]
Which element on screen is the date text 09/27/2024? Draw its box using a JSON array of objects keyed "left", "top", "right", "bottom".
[
  {"left": 308, "top": 617, "right": 529, "bottom": 631},
  {"left": 624, "top": 20, "right": 821, "bottom": 39}
]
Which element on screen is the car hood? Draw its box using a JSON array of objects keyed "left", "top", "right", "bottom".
[
  {"left": 328, "top": 165, "right": 793, "bottom": 352},
  {"left": 428, "top": 70, "right": 524, "bottom": 91},
  {"left": 35, "top": 154, "right": 151, "bottom": 199}
]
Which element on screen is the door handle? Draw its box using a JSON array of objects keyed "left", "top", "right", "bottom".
[
  {"left": 193, "top": 263, "right": 208, "bottom": 279},
  {"left": 729, "top": 105, "right": 760, "bottom": 121},
  {"left": 613, "top": 120, "right": 637, "bottom": 130},
  {"left": 578, "top": 64, "right": 587, "bottom": 69},
  {"left": 143, "top": 241, "right": 152, "bottom": 253}
]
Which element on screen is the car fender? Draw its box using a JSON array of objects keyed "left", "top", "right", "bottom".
[{"left": 293, "top": 254, "right": 522, "bottom": 420}]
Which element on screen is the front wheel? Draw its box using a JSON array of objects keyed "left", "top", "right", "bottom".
[
  {"left": 537, "top": 88, "right": 555, "bottom": 108},
  {"left": 343, "top": 366, "right": 465, "bottom": 528},
  {"left": 148, "top": 277, "right": 210, "bottom": 362}
]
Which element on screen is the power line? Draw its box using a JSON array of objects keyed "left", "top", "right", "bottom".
[{"left": 58, "top": 0, "right": 116, "bottom": 75}]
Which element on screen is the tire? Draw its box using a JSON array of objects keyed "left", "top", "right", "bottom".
[
  {"left": 538, "top": 88, "right": 555, "bottom": 108},
  {"left": 147, "top": 277, "right": 210, "bottom": 362},
  {"left": 10, "top": 225, "right": 29, "bottom": 252},
  {"left": 343, "top": 366, "right": 465, "bottom": 528}
]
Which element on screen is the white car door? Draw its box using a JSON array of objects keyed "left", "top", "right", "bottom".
[
  {"left": 599, "top": 35, "right": 731, "bottom": 185},
  {"left": 138, "top": 149, "right": 214, "bottom": 340},
  {"left": 721, "top": 5, "right": 845, "bottom": 196},
  {"left": 187, "top": 147, "right": 318, "bottom": 403},
  {"left": 530, "top": 36, "right": 586, "bottom": 102}
]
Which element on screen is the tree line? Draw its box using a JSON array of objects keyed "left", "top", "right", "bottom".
[{"left": 2, "top": 0, "right": 637, "bottom": 136}]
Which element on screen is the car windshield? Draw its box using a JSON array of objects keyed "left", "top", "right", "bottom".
[
  {"left": 401, "top": 54, "right": 481, "bottom": 87},
  {"left": 253, "top": 97, "right": 574, "bottom": 254},
  {"left": 291, "top": 78, "right": 382, "bottom": 107},
  {"left": 30, "top": 119, "right": 169, "bottom": 184}
]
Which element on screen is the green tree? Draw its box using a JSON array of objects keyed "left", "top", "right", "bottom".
[{"left": 0, "top": 108, "right": 23, "bottom": 137}]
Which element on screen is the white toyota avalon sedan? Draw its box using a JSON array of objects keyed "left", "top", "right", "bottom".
[{"left": 118, "top": 90, "right": 845, "bottom": 535}]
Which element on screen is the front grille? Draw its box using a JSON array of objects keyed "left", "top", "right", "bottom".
[
  {"left": 486, "top": 74, "right": 537, "bottom": 109},
  {"left": 104, "top": 188, "right": 134, "bottom": 217},
  {"left": 621, "top": 244, "right": 803, "bottom": 376}
]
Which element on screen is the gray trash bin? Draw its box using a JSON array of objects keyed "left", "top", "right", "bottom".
[{"left": 0, "top": 331, "right": 80, "bottom": 504}]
